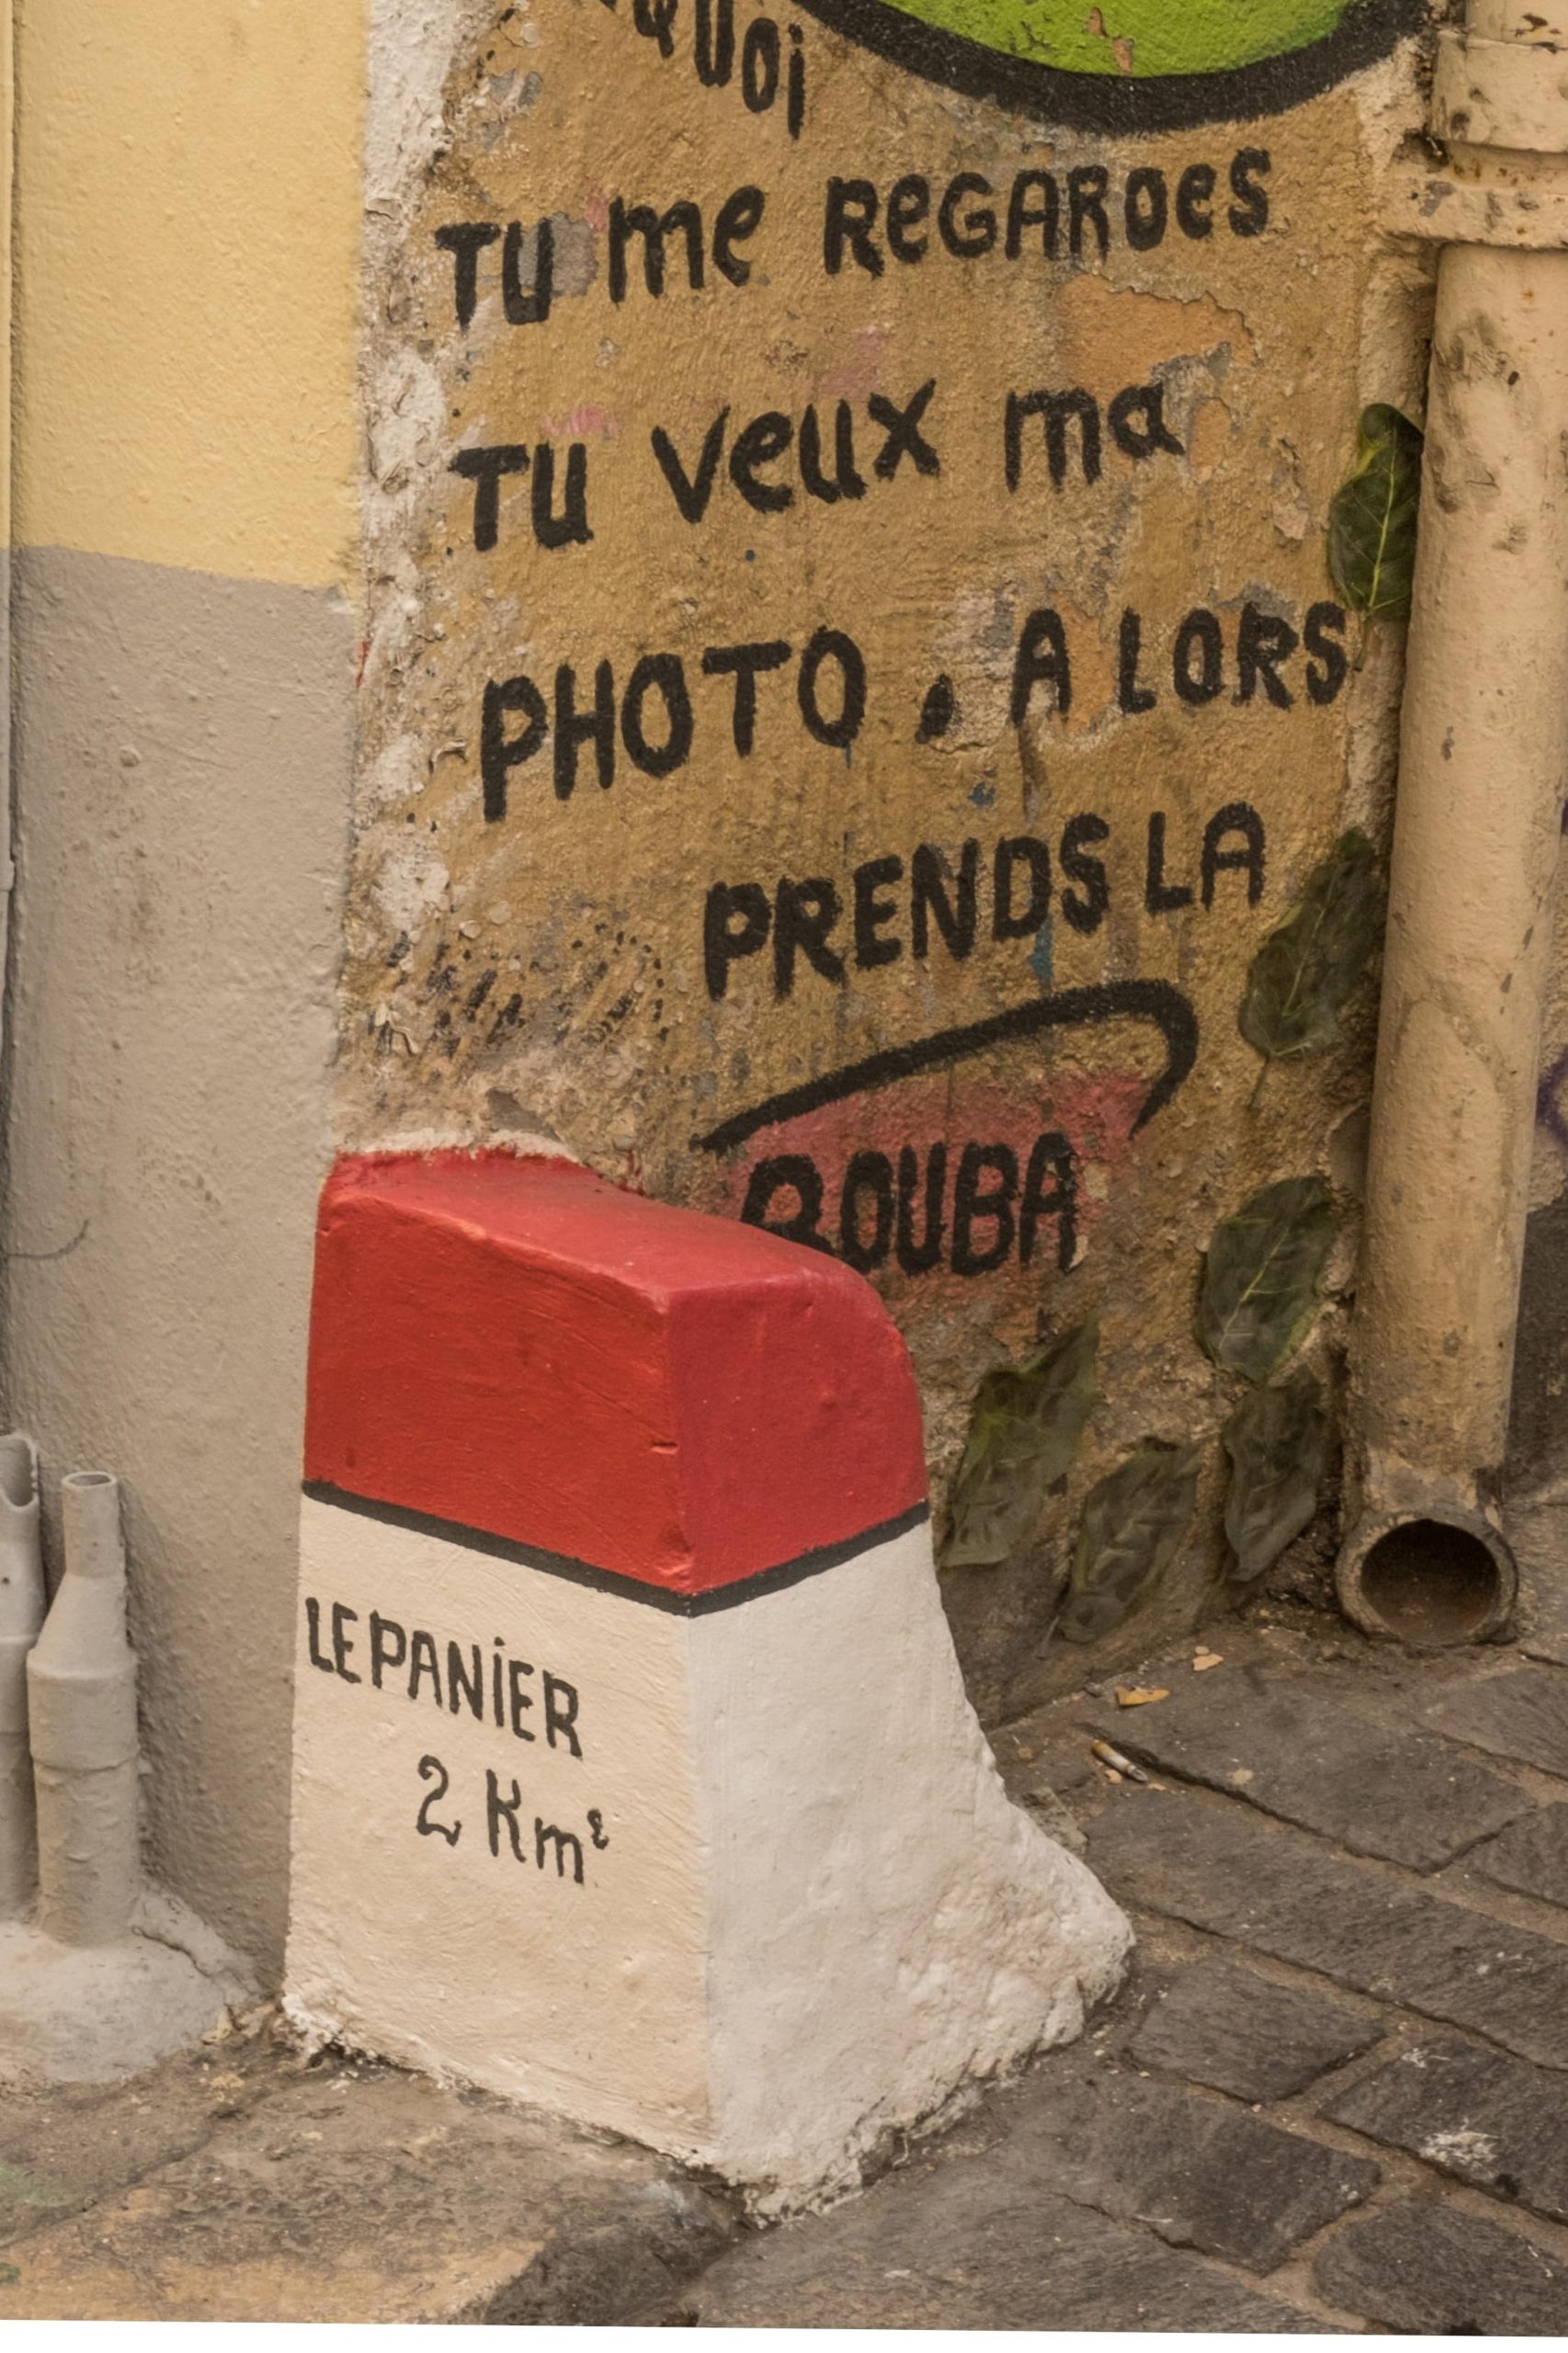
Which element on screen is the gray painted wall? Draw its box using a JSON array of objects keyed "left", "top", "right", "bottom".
[{"left": 2, "top": 548, "right": 353, "bottom": 1976}]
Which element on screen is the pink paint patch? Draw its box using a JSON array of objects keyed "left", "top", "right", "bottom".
[
  {"left": 540, "top": 404, "right": 620, "bottom": 441},
  {"left": 819, "top": 324, "right": 892, "bottom": 399},
  {"left": 691, "top": 1068, "right": 1147, "bottom": 1292}
]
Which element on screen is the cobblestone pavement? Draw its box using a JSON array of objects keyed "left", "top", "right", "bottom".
[
  {"left": 665, "top": 1605, "right": 1568, "bottom": 2330},
  {"left": 10, "top": 1606, "right": 1568, "bottom": 2326}
]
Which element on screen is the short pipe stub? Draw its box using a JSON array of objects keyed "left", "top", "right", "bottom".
[{"left": 1336, "top": 1506, "right": 1517, "bottom": 1648}]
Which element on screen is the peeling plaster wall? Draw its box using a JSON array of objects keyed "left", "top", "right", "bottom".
[{"left": 337, "top": 0, "right": 1444, "bottom": 1712}]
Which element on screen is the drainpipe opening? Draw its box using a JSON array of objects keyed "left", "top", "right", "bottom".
[{"left": 1336, "top": 1509, "right": 1516, "bottom": 1648}]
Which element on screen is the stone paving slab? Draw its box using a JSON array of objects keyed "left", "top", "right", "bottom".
[
  {"left": 1424, "top": 1665, "right": 1568, "bottom": 1779},
  {"left": 1087, "top": 1671, "right": 1528, "bottom": 1870},
  {"left": 1464, "top": 1802, "right": 1568, "bottom": 1907},
  {"left": 1314, "top": 2196, "right": 1568, "bottom": 2334},
  {"left": 1324, "top": 2036, "right": 1568, "bottom": 2223},
  {"left": 1086, "top": 1786, "right": 1568, "bottom": 2068},
  {"left": 994, "top": 2051, "right": 1379, "bottom": 2272},
  {"left": 1130, "top": 1957, "right": 1381, "bottom": 2102},
  {"left": 0, "top": 2043, "right": 734, "bottom": 2323},
  {"left": 667, "top": 2102, "right": 1325, "bottom": 2331}
]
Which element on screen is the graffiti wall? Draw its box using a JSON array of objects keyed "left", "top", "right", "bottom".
[{"left": 343, "top": 0, "right": 1436, "bottom": 1705}]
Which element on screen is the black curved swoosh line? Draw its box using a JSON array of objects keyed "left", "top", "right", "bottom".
[
  {"left": 790, "top": 0, "right": 1422, "bottom": 131},
  {"left": 693, "top": 979, "right": 1198, "bottom": 1158}
]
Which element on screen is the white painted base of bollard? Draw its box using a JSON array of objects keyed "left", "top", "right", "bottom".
[{"left": 286, "top": 1493, "right": 1131, "bottom": 2210}]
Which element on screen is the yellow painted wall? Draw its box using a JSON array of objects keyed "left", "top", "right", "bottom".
[{"left": 13, "top": 0, "right": 366, "bottom": 589}]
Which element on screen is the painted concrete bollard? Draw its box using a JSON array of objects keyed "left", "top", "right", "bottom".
[
  {"left": 287, "top": 1150, "right": 1129, "bottom": 2204},
  {"left": 0, "top": 1436, "right": 45, "bottom": 1916}
]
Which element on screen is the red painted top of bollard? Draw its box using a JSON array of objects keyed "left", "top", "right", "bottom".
[{"left": 303, "top": 1151, "right": 928, "bottom": 1597}]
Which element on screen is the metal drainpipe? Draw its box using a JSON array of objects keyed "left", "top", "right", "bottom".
[{"left": 1337, "top": 0, "right": 1568, "bottom": 1645}]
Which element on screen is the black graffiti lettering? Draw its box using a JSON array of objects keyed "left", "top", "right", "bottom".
[
  {"left": 501, "top": 217, "right": 553, "bottom": 324},
  {"left": 1173, "top": 608, "right": 1225, "bottom": 705},
  {"left": 1060, "top": 813, "right": 1110, "bottom": 935},
  {"left": 937, "top": 173, "right": 995, "bottom": 257},
  {"left": 730, "top": 410, "right": 794, "bottom": 511},
  {"left": 1108, "top": 381, "right": 1184, "bottom": 465},
  {"left": 797, "top": 627, "right": 867, "bottom": 746},
  {"left": 530, "top": 442, "right": 593, "bottom": 548},
  {"left": 331, "top": 1603, "right": 361, "bottom": 1685},
  {"left": 800, "top": 402, "right": 867, "bottom": 504},
  {"left": 652, "top": 410, "right": 730, "bottom": 524},
  {"left": 588, "top": 1808, "right": 610, "bottom": 1849},
  {"left": 1119, "top": 608, "right": 1157, "bottom": 714},
  {"left": 741, "top": 16, "right": 780, "bottom": 108},
  {"left": 1020, "top": 1132, "right": 1077, "bottom": 1271},
  {"left": 1228, "top": 148, "right": 1272, "bottom": 237},
  {"left": 486, "top": 1770, "right": 527, "bottom": 1861},
  {"left": 887, "top": 173, "right": 929, "bottom": 260},
  {"left": 896, "top": 1143, "right": 947, "bottom": 1274},
  {"left": 1236, "top": 602, "right": 1299, "bottom": 708},
  {"left": 1124, "top": 166, "right": 1168, "bottom": 250},
  {"left": 911, "top": 839, "right": 978, "bottom": 961},
  {"left": 632, "top": 0, "right": 678, "bottom": 55},
  {"left": 610, "top": 194, "right": 740, "bottom": 300},
  {"left": 1006, "top": 169, "right": 1059, "bottom": 258},
  {"left": 839, "top": 1150, "right": 895, "bottom": 1270},
  {"left": 774, "top": 877, "right": 846, "bottom": 995},
  {"left": 824, "top": 176, "right": 883, "bottom": 276},
  {"left": 951, "top": 1143, "right": 1017, "bottom": 1277},
  {"left": 621, "top": 653, "right": 694, "bottom": 776},
  {"left": 435, "top": 222, "right": 500, "bottom": 328},
  {"left": 1010, "top": 608, "right": 1072, "bottom": 722},
  {"left": 1006, "top": 388, "right": 1100, "bottom": 492},
  {"left": 1176, "top": 162, "right": 1216, "bottom": 238},
  {"left": 554, "top": 659, "right": 617, "bottom": 799},
  {"left": 1145, "top": 812, "right": 1194, "bottom": 914},
  {"left": 787, "top": 27, "right": 806, "bottom": 136},
  {"left": 993, "top": 835, "right": 1051, "bottom": 938},
  {"left": 695, "top": 0, "right": 734, "bottom": 82},
  {"left": 416, "top": 1755, "right": 462, "bottom": 1846},
  {"left": 450, "top": 444, "right": 528, "bottom": 552},
  {"left": 408, "top": 1629, "right": 442, "bottom": 1706},
  {"left": 704, "top": 881, "right": 770, "bottom": 998},
  {"left": 854, "top": 855, "right": 903, "bottom": 969},
  {"left": 447, "top": 1641, "right": 483, "bottom": 1720},
  {"left": 305, "top": 1597, "right": 335, "bottom": 1677},
  {"left": 702, "top": 639, "right": 791, "bottom": 751},
  {"left": 507, "top": 1657, "right": 537, "bottom": 1740},
  {"left": 544, "top": 1673, "right": 583, "bottom": 1757},
  {"left": 481, "top": 676, "right": 549, "bottom": 822},
  {"left": 369, "top": 1610, "right": 407, "bottom": 1689},
  {"left": 1304, "top": 600, "right": 1349, "bottom": 705},
  {"left": 536, "top": 1820, "right": 586, "bottom": 1881},
  {"left": 740, "top": 1154, "right": 833, "bottom": 1251},
  {"left": 1067, "top": 165, "right": 1110, "bottom": 257},
  {"left": 869, "top": 379, "right": 939, "bottom": 478},
  {"left": 1202, "top": 801, "right": 1267, "bottom": 907}
]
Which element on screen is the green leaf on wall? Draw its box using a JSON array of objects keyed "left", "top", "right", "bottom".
[
  {"left": 1058, "top": 1438, "right": 1200, "bottom": 1643},
  {"left": 1222, "top": 1368, "right": 1331, "bottom": 1584},
  {"left": 1328, "top": 403, "right": 1424, "bottom": 624},
  {"left": 1239, "top": 830, "right": 1382, "bottom": 1063},
  {"left": 1199, "top": 1176, "right": 1336, "bottom": 1383},
  {"left": 941, "top": 1320, "right": 1098, "bottom": 1569}
]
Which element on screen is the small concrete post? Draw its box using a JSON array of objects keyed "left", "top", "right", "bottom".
[
  {"left": 28, "top": 1472, "right": 140, "bottom": 1944},
  {"left": 0, "top": 1434, "right": 45, "bottom": 1915},
  {"left": 287, "top": 1151, "right": 1130, "bottom": 2208}
]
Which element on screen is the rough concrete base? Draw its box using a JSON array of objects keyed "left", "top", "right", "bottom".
[
  {"left": 0, "top": 1887, "right": 255, "bottom": 2087},
  {"left": 0, "top": 2022, "right": 737, "bottom": 2323}
]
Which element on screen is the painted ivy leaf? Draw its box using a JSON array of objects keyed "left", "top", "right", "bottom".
[
  {"left": 941, "top": 1320, "right": 1098, "bottom": 1569},
  {"left": 1222, "top": 1368, "right": 1331, "bottom": 1584},
  {"left": 1058, "top": 1439, "right": 1200, "bottom": 1643},
  {"left": 1239, "top": 830, "right": 1383, "bottom": 1063},
  {"left": 1328, "top": 403, "right": 1424, "bottom": 624},
  {"left": 1199, "top": 1176, "right": 1336, "bottom": 1383}
]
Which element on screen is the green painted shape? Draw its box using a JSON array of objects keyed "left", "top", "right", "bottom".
[{"left": 885, "top": 0, "right": 1356, "bottom": 74}]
